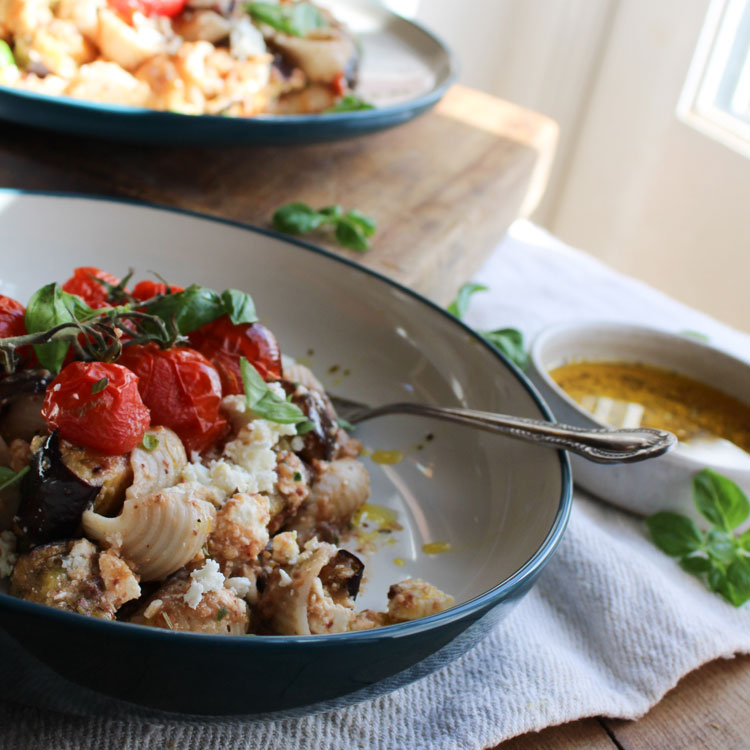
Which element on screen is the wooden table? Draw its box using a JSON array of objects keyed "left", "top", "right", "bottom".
[{"left": 2, "top": 83, "right": 746, "bottom": 749}]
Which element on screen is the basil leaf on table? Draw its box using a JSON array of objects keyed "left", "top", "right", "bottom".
[
  {"left": 446, "top": 283, "right": 528, "bottom": 369},
  {"left": 334, "top": 219, "right": 370, "bottom": 252},
  {"left": 25, "top": 283, "right": 76, "bottom": 372},
  {"left": 271, "top": 202, "right": 377, "bottom": 252},
  {"left": 447, "top": 282, "right": 488, "bottom": 319},
  {"left": 693, "top": 468, "right": 750, "bottom": 532},
  {"left": 646, "top": 512, "right": 704, "bottom": 557},
  {"left": 647, "top": 469, "right": 750, "bottom": 607},
  {"left": 221, "top": 289, "right": 257, "bottom": 325},
  {"left": 273, "top": 202, "right": 327, "bottom": 235}
]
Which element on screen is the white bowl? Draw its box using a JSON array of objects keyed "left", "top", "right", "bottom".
[
  {"left": 0, "top": 191, "right": 570, "bottom": 718},
  {"left": 527, "top": 321, "right": 750, "bottom": 522}
]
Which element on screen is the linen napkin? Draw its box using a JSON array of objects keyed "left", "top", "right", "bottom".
[{"left": 4, "top": 221, "right": 750, "bottom": 749}]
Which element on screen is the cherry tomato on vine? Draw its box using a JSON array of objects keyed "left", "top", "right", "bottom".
[
  {"left": 131, "top": 280, "right": 184, "bottom": 302},
  {"left": 109, "top": 0, "right": 187, "bottom": 18},
  {"left": 188, "top": 317, "right": 282, "bottom": 395},
  {"left": 62, "top": 267, "right": 122, "bottom": 309},
  {"left": 41, "top": 362, "right": 151, "bottom": 454},
  {"left": 117, "top": 344, "right": 228, "bottom": 454},
  {"left": 0, "top": 295, "right": 26, "bottom": 339}
]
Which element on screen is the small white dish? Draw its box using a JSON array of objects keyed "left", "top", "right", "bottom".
[{"left": 528, "top": 321, "right": 750, "bottom": 522}]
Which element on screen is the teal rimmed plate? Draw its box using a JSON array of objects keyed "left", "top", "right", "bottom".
[
  {"left": 0, "top": 191, "right": 570, "bottom": 718},
  {"left": 0, "top": 0, "right": 455, "bottom": 145}
]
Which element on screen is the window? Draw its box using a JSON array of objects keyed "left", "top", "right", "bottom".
[{"left": 678, "top": 0, "right": 750, "bottom": 158}]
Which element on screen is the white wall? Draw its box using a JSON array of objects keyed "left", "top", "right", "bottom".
[{"left": 414, "top": 0, "right": 750, "bottom": 331}]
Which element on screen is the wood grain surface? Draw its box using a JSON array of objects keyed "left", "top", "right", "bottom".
[
  {"left": 0, "top": 85, "right": 557, "bottom": 305},
  {"left": 493, "top": 655, "right": 750, "bottom": 749}
]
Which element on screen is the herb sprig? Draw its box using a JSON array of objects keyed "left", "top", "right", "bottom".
[
  {"left": 447, "top": 283, "right": 528, "bottom": 369},
  {"left": 246, "top": 2, "right": 327, "bottom": 37},
  {"left": 324, "top": 95, "right": 375, "bottom": 113},
  {"left": 648, "top": 469, "right": 750, "bottom": 607},
  {"left": 0, "top": 275, "right": 257, "bottom": 375},
  {"left": 272, "top": 202, "right": 376, "bottom": 252},
  {"left": 0, "top": 465, "right": 29, "bottom": 492},
  {"left": 240, "top": 357, "right": 308, "bottom": 425}
]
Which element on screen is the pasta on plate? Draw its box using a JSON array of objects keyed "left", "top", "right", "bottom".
[
  {"left": 0, "top": 0, "right": 366, "bottom": 116},
  {"left": 0, "top": 267, "right": 453, "bottom": 635}
]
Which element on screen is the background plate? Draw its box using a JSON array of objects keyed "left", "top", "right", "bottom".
[{"left": 0, "top": 0, "right": 455, "bottom": 145}]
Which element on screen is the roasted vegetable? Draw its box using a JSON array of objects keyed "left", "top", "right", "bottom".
[
  {"left": 0, "top": 369, "right": 50, "bottom": 443},
  {"left": 281, "top": 380, "right": 338, "bottom": 462},
  {"left": 14, "top": 431, "right": 100, "bottom": 546}
]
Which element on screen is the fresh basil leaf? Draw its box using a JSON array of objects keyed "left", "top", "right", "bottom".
[
  {"left": 240, "top": 357, "right": 269, "bottom": 409},
  {"left": 60, "top": 291, "right": 97, "bottom": 322},
  {"left": 447, "top": 282, "right": 488, "bottom": 320},
  {"left": 272, "top": 202, "right": 326, "bottom": 235},
  {"left": 0, "top": 465, "right": 29, "bottom": 492},
  {"left": 221, "top": 289, "right": 257, "bottom": 325},
  {"left": 90, "top": 377, "right": 109, "bottom": 395},
  {"left": 344, "top": 209, "right": 376, "bottom": 238},
  {"left": 334, "top": 218, "right": 370, "bottom": 252},
  {"left": 725, "top": 556, "right": 750, "bottom": 605},
  {"left": 739, "top": 529, "right": 750, "bottom": 551},
  {"left": 705, "top": 528, "right": 737, "bottom": 564},
  {"left": 251, "top": 392, "right": 307, "bottom": 424},
  {"left": 25, "top": 283, "right": 75, "bottom": 372},
  {"left": 140, "top": 433, "right": 160, "bottom": 452},
  {"left": 0, "top": 40, "right": 14, "bottom": 67},
  {"left": 646, "top": 512, "right": 704, "bottom": 557},
  {"left": 296, "top": 420, "right": 315, "bottom": 435},
  {"left": 324, "top": 95, "right": 375, "bottom": 113},
  {"left": 247, "top": 1, "right": 326, "bottom": 36},
  {"left": 148, "top": 284, "right": 224, "bottom": 335},
  {"left": 319, "top": 205, "right": 343, "bottom": 220},
  {"left": 679, "top": 555, "right": 712, "bottom": 575},
  {"left": 708, "top": 563, "right": 725, "bottom": 593},
  {"left": 336, "top": 416, "right": 354, "bottom": 432},
  {"left": 693, "top": 468, "right": 750, "bottom": 532},
  {"left": 482, "top": 328, "right": 528, "bottom": 370}
]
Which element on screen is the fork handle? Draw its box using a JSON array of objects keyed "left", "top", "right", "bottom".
[{"left": 352, "top": 403, "right": 675, "bottom": 464}]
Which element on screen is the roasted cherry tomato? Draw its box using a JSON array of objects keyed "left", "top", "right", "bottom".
[
  {"left": 117, "top": 344, "right": 228, "bottom": 454},
  {"left": 188, "top": 317, "right": 282, "bottom": 395},
  {"left": 0, "top": 295, "right": 26, "bottom": 339},
  {"left": 41, "top": 362, "right": 151, "bottom": 455},
  {"left": 109, "top": 0, "right": 187, "bottom": 18},
  {"left": 131, "top": 280, "right": 184, "bottom": 301},
  {"left": 62, "top": 267, "right": 122, "bottom": 310}
]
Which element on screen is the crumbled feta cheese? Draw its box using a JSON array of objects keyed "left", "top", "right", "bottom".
[
  {"left": 291, "top": 436, "right": 304, "bottom": 453},
  {"left": 183, "top": 559, "right": 225, "bottom": 609},
  {"left": 271, "top": 531, "right": 299, "bottom": 565},
  {"left": 61, "top": 539, "right": 96, "bottom": 579},
  {"left": 230, "top": 16, "right": 266, "bottom": 59},
  {"left": 143, "top": 599, "right": 163, "bottom": 619},
  {"left": 0, "top": 530, "right": 17, "bottom": 578},
  {"left": 180, "top": 417, "right": 296, "bottom": 501},
  {"left": 226, "top": 576, "right": 258, "bottom": 603},
  {"left": 278, "top": 569, "right": 292, "bottom": 587}
]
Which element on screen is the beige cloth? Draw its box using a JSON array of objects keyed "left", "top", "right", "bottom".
[{"left": 4, "top": 222, "right": 750, "bottom": 749}]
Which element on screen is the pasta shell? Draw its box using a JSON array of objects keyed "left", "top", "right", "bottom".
[
  {"left": 260, "top": 542, "right": 363, "bottom": 635},
  {"left": 299, "top": 458, "right": 370, "bottom": 528},
  {"left": 126, "top": 426, "right": 188, "bottom": 503},
  {"left": 82, "top": 482, "right": 216, "bottom": 581}
]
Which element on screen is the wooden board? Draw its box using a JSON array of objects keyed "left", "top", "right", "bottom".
[{"left": 0, "top": 85, "right": 557, "bottom": 305}]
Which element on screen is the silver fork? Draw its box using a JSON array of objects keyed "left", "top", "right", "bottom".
[{"left": 329, "top": 395, "right": 676, "bottom": 464}]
